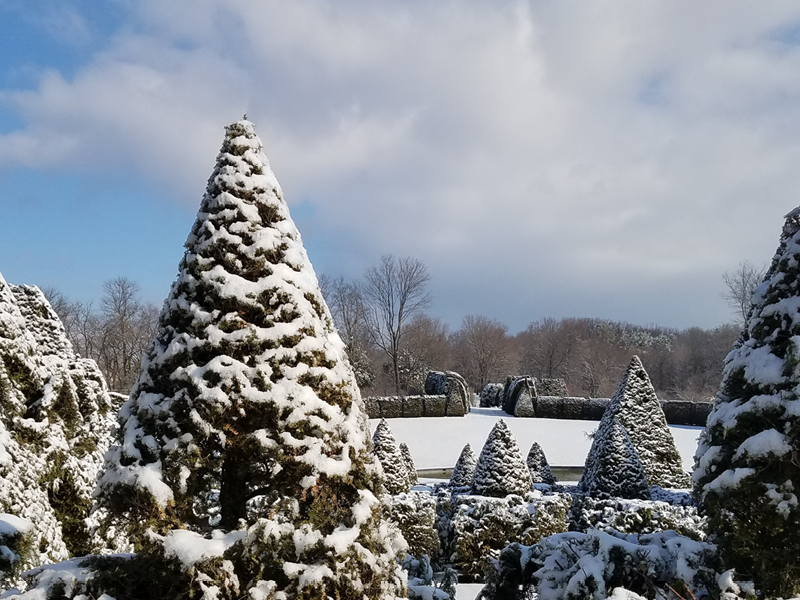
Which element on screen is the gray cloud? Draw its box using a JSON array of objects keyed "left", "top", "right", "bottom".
[{"left": 3, "top": 0, "right": 800, "bottom": 330}]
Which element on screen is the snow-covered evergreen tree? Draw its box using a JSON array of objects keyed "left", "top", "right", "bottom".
[
  {"left": 526, "top": 441, "right": 556, "bottom": 485},
  {"left": 450, "top": 444, "right": 477, "bottom": 488},
  {"left": 579, "top": 355, "right": 688, "bottom": 490},
  {"left": 400, "top": 442, "right": 418, "bottom": 486},
  {"left": 694, "top": 206, "right": 800, "bottom": 597},
  {"left": 0, "top": 273, "right": 121, "bottom": 572},
  {"left": 471, "top": 420, "right": 532, "bottom": 497},
  {"left": 582, "top": 418, "right": 650, "bottom": 500},
  {"left": 95, "top": 119, "right": 406, "bottom": 599},
  {"left": 372, "top": 419, "right": 412, "bottom": 495}
]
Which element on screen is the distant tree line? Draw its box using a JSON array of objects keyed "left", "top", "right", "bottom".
[
  {"left": 44, "top": 278, "right": 159, "bottom": 393},
  {"left": 322, "top": 255, "right": 752, "bottom": 402},
  {"left": 44, "top": 258, "right": 761, "bottom": 401}
]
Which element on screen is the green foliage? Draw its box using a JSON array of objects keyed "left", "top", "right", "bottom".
[
  {"left": 41, "top": 453, "right": 93, "bottom": 557},
  {"left": 448, "top": 493, "right": 569, "bottom": 581},
  {"left": 85, "top": 554, "right": 193, "bottom": 600},
  {"left": 695, "top": 207, "right": 800, "bottom": 598}
]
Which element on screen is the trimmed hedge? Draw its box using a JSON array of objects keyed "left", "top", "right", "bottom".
[
  {"left": 518, "top": 396, "right": 708, "bottom": 426},
  {"left": 364, "top": 395, "right": 458, "bottom": 418}
]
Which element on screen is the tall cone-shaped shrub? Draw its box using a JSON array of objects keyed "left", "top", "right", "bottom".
[
  {"left": 372, "top": 419, "right": 411, "bottom": 495},
  {"left": 694, "top": 206, "right": 800, "bottom": 597},
  {"left": 583, "top": 418, "right": 649, "bottom": 500},
  {"left": 471, "top": 420, "right": 532, "bottom": 497},
  {"left": 449, "top": 443, "right": 477, "bottom": 488},
  {"left": 579, "top": 355, "right": 688, "bottom": 490},
  {"left": 96, "top": 120, "right": 406, "bottom": 598}
]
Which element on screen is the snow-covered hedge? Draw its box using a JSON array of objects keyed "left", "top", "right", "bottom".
[
  {"left": 446, "top": 492, "right": 570, "bottom": 581},
  {"left": 568, "top": 495, "right": 707, "bottom": 541},
  {"left": 482, "top": 529, "right": 720, "bottom": 600},
  {"left": 536, "top": 378, "right": 568, "bottom": 397},
  {"left": 364, "top": 395, "right": 467, "bottom": 418}
]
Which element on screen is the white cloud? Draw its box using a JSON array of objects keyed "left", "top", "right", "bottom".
[{"left": 3, "top": 0, "right": 800, "bottom": 329}]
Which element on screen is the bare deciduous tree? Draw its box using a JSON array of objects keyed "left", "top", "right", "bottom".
[
  {"left": 362, "top": 255, "right": 431, "bottom": 394},
  {"left": 96, "top": 278, "right": 159, "bottom": 392},
  {"left": 723, "top": 260, "right": 766, "bottom": 328},
  {"left": 319, "top": 275, "right": 375, "bottom": 388},
  {"left": 42, "top": 278, "right": 158, "bottom": 393},
  {"left": 452, "top": 314, "right": 513, "bottom": 389}
]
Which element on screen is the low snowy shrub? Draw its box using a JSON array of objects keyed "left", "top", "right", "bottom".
[
  {"left": 482, "top": 529, "right": 720, "bottom": 600},
  {"left": 385, "top": 491, "right": 439, "bottom": 558},
  {"left": 403, "top": 554, "right": 456, "bottom": 600},
  {"left": 447, "top": 492, "right": 570, "bottom": 581},
  {"left": 568, "top": 496, "right": 707, "bottom": 541},
  {"left": 403, "top": 396, "right": 425, "bottom": 418}
]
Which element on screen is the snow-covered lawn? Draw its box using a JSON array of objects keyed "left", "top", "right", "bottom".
[
  {"left": 370, "top": 407, "right": 702, "bottom": 472},
  {"left": 456, "top": 583, "right": 484, "bottom": 600}
]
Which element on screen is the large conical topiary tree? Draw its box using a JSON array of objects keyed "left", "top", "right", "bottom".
[
  {"left": 471, "top": 420, "right": 532, "bottom": 497},
  {"left": 96, "top": 119, "right": 405, "bottom": 599},
  {"left": 579, "top": 355, "right": 688, "bottom": 490},
  {"left": 694, "top": 206, "right": 800, "bottom": 597}
]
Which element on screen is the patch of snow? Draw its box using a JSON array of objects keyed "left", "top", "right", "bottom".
[
  {"left": 162, "top": 529, "right": 246, "bottom": 567},
  {"left": 370, "top": 408, "right": 702, "bottom": 472}
]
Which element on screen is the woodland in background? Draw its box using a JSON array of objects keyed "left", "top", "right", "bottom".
[{"left": 43, "top": 259, "right": 757, "bottom": 401}]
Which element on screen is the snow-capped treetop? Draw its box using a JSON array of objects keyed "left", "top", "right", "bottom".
[
  {"left": 471, "top": 419, "right": 532, "bottom": 497},
  {"left": 449, "top": 443, "right": 477, "bottom": 488},
  {"left": 580, "top": 355, "right": 688, "bottom": 490},
  {"left": 400, "top": 442, "right": 418, "bottom": 486},
  {"left": 693, "top": 206, "right": 800, "bottom": 596},
  {"left": 372, "top": 419, "right": 411, "bottom": 495},
  {"left": 526, "top": 441, "right": 556, "bottom": 485},
  {"left": 583, "top": 418, "right": 649, "bottom": 500}
]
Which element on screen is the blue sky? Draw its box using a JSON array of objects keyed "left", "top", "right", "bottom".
[{"left": 2, "top": 1, "right": 800, "bottom": 332}]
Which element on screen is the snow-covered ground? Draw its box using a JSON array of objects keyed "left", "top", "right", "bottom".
[
  {"left": 369, "top": 407, "right": 702, "bottom": 472},
  {"left": 456, "top": 583, "right": 484, "bottom": 600}
]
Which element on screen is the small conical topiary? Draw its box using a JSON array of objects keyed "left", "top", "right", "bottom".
[
  {"left": 471, "top": 420, "right": 532, "bottom": 497},
  {"left": 526, "top": 441, "right": 556, "bottom": 485},
  {"left": 694, "top": 206, "right": 800, "bottom": 597},
  {"left": 372, "top": 419, "right": 412, "bottom": 495},
  {"left": 400, "top": 442, "right": 418, "bottom": 487},
  {"left": 95, "top": 119, "right": 406, "bottom": 599},
  {"left": 583, "top": 418, "right": 649, "bottom": 500},
  {"left": 449, "top": 444, "right": 477, "bottom": 488},
  {"left": 579, "top": 355, "right": 688, "bottom": 490}
]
